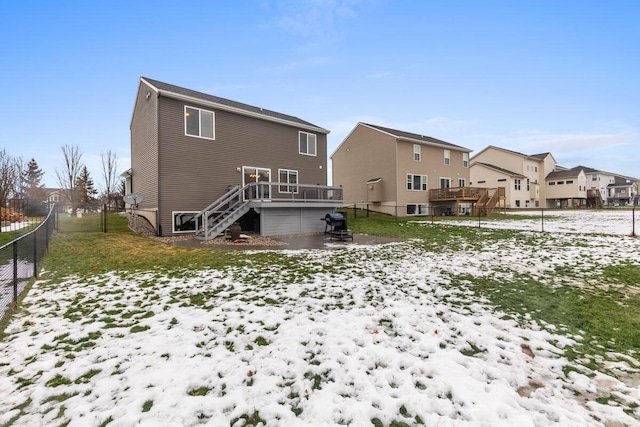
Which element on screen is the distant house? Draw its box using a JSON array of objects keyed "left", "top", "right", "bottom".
[
  {"left": 607, "top": 176, "right": 638, "bottom": 206},
  {"left": 575, "top": 166, "right": 639, "bottom": 206},
  {"left": 331, "top": 123, "right": 487, "bottom": 216},
  {"left": 470, "top": 146, "right": 557, "bottom": 208},
  {"left": 127, "top": 77, "right": 342, "bottom": 238},
  {"left": 545, "top": 168, "right": 588, "bottom": 207}
]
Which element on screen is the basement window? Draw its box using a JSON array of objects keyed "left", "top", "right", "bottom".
[
  {"left": 173, "top": 211, "right": 201, "bottom": 233},
  {"left": 406, "top": 204, "right": 428, "bottom": 215}
]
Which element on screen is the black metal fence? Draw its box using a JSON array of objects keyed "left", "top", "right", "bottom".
[
  {"left": 345, "top": 204, "right": 639, "bottom": 237},
  {"left": 0, "top": 204, "right": 56, "bottom": 323}
]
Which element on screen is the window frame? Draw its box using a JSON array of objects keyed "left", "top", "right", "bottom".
[
  {"left": 458, "top": 178, "right": 466, "bottom": 187},
  {"left": 413, "top": 144, "right": 421, "bottom": 161},
  {"left": 406, "top": 204, "right": 428, "bottom": 216},
  {"left": 407, "top": 174, "right": 428, "bottom": 191},
  {"left": 278, "top": 169, "right": 299, "bottom": 194},
  {"left": 462, "top": 152, "right": 469, "bottom": 168},
  {"left": 299, "top": 131, "right": 317, "bottom": 156},
  {"left": 444, "top": 149, "right": 451, "bottom": 166},
  {"left": 514, "top": 179, "right": 521, "bottom": 191},
  {"left": 172, "top": 211, "right": 202, "bottom": 234},
  {"left": 184, "top": 106, "right": 215, "bottom": 140}
]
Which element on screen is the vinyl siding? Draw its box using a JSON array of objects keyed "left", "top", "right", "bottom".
[
  {"left": 130, "top": 81, "right": 159, "bottom": 210},
  {"left": 260, "top": 208, "right": 331, "bottom": 236},
  {"left": 156, "top": 95, "right": 328, "bottom": 236},
  {"left": 332, "top": 125, "right": 397, "bottom": 206}
]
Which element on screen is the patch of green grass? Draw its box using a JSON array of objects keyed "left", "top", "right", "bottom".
[
  {"left": 142, "top": 399, "right": 154, "bottom": 412},
  {"left": 46, "top": 374, "right": 72, "bottom": 388},
  {"left": 42, "top": 392, "right": 78, "bottom": 404},
  {"left": 255, "top": 336, "right": 269, "bottom": 346},
  {"left": 130, "top": 325, "right": 150, "bottom": 333},
  {"left": 231, "top": 411, "right": 266, "bottom": 426},
  {"left": 187, "top": 386, "right": 211, "bottom": 396},
  {"left": 74, "top": 369, "right": 101, "bottom": 384},
  {"left": 455, "top": 273, "right": 640, "bottom": 361}
]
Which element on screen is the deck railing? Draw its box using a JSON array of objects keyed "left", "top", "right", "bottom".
[
  {"left": 429, "top": 187, "right": 486, "bottom": 201},
  {"left": 244, "top": 182, "right": 343, "bottom": 203}
]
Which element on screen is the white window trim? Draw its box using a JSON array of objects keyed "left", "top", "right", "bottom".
[
  {"left": 439, "top": 177, "right": 451, "bottom": 188},
  {"left": 278, "top": 168, "right": 299, "bottom": 194},
  {"left": 444, "top": 149, "right": 451, "bottom": 166},
  {"left": 172, "top": 211, "right": 200, "bottom": 234},
  {"left": 458, "top": 178, "right": 466, "bottom": 187},
  {"left": 299, "top": 131, "right": 317, "bottom": 156},
  {"left": 184, "top": 106, "right": 215, "bottom": 140},
  {"left": 406, "top": 203, "right": 428, "bottom": 216},
  {"left": 407, "top": 174, "right": 428, "bottom": 191},
  {"left": 462, "top": 152, "right": 469, "bottom": 168},
  {"left": 413, "top": 144, "right": 421, "bottom": 162}
]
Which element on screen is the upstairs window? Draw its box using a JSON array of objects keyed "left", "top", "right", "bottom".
[
  {"left": 185, "top": 106, "right": 215, "bottom": 139},
  {"left": 299, "top": 132, "right": 317, "bottom": 156},
  {"left": 514, "top": 179, "right": 521, "bottom": 190},
  {"left": 458, "top": 178, "right": 466, "bottom": 187},
  {"left": 444, "top": 149, "right": 451, "bottom": 166},
  {"left": 462, "top": 152, "right": 469, "bottom": 168},
  {"left": 413, "top": 144, "right": 421, "bottom": 161}
]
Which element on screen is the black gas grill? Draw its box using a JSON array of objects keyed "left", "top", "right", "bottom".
[{"left": 322, "top": 212, "right": 353, "bottom": 241}]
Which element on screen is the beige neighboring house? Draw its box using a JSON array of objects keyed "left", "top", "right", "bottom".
[
  {"left": 576, "top": 166, "right": 639, "bottom": 206},
  {"left": 545, "top": 168, "right": 588, "bottom": 207},
  {"left": 470, "top": 146, "right": 557, "bottom": 208},
  {"left": 331, "top": 122, "right": 475, "bottom": 216}
]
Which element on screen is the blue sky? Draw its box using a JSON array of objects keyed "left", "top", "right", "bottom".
[{"left": 1, "top": 0, "right": 638, "bottom": 188}]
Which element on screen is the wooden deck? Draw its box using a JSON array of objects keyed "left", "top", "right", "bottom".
[{"left": 429, "top": 187, "right": 506, "bottom": 216}]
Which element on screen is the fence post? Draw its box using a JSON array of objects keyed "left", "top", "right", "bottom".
[
  {"left": 633, "top": 208, "right": 636, "bottom": 237},
  {"left": 33, "top": 228, "right": 38, "bottom": 278},
  {"left": 366, "top": 204, "right": 369, "bottom": 218},
  {"left": 541, "top": 208, "right": 544, "bottom": 233},
  {"left": 103, "top": 204, "right": 108, "bottom": 233},
  {"left": 353, "top": 203, "right": 356, "bottom": 219},
  {"left": 13, "top": 241, "right": 18, "bottom": 305},
  {"left": 478, "top": 207, "right": 481, "bottom": 228}
]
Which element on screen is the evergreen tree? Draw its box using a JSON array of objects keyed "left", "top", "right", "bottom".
[
  {"left": 21, "top": 158, "right": 48, "bottom": 215},
  {"left": 21, "top": 158, "right": 46, "bottom": 200},
  {"left": 75, "top": 166, "right": 98, "bottom": 210}
]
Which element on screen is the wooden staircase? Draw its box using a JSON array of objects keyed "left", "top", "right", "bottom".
[
  {"left": 472, "top": 187, "right": 505, "bottom": 216},
  {"left": 587, "top": 189, "right": 603, "bottom": 208}
]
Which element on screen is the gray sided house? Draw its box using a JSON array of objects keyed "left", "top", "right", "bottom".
[{"left": 128, "top": 77, "right": 342, "bottom": 238}]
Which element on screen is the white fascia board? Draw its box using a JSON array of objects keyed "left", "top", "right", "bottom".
[
  {"left": 156, "top": 87, "right": 329, "bottom": 135},
  {"left": 397, "top": 136, "right": 472, "bottom": 152},
  {"left": 130, "top": 79, "right": 159, "bottom": 129}
]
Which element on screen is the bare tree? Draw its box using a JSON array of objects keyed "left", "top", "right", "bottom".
[
  {"left": 0, "top": 149, "right": 22, "bottom": 201},
  {"left": 101, "top": 150, "right": 119, "bottom": 209},
  {"left": 55, "top": 144, "right": 84, "bottom": 216}
]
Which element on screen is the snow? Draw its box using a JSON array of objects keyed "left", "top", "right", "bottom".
[
  {"left": 1, "top": 212, "right": 640, "bottom": 426},
  {"left": 421, "top": 209, "right": 640, "bottom": 236},
  {"left": 0, "top": 221, "right": 31, "bottom": 233}
]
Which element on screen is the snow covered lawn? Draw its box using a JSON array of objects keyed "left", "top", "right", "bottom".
[
  {"left": 425, "top": 209, "right": 640, "bottom": 236},
  {"left": 1, "top": 227, "right": 639, "bottom": 426}
]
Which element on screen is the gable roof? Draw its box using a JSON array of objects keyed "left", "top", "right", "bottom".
[
  {"left": 546, "top": 169, "right": 584, "bottom": 179},
  {"left": 361, "top": 123, "right": 471, "bottom": 152},
  {"left": 471, "top": 162, "right": 526, "bottom": 178},
  {"left": 572, "top": 165, "right": 639, "bottom": 181},
  {"left": 139, "top": 77, "right": 329, "bottom": 134},
  {"left": 471, "top": 145, "right": 553, "bottom": 163}
]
